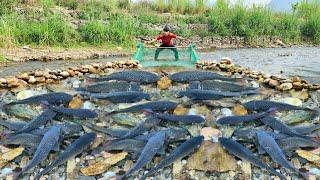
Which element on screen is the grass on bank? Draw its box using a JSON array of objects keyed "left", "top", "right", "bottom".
[{"left": 0, "top": 0, "right": 320, "bottom": 49}]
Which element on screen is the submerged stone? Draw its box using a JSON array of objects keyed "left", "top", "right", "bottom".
[{"left": 186, "top": 141, "right": 237, "bottom": 172}]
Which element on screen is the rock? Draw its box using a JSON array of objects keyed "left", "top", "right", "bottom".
[
  {"left": 83, "top": 101, "right": 95, "bottom": 110},
  {"left": 28, "top": 76, "right": 36, "bottom": 84},
  {"left": 157, "top": 76, "right": 172, "bottom": 90},
  {"left": 69, "top": 95, "right": 83, "bottom": 109},
  {"left": 309, "top": 168, "right": 320, "bottom": 176},
  {"left": 275, "top": 39, "right": 285, "bottom": 46},
  {"left": 16, "top": 90, "right": 37, "bottom": 100},
  {"left": 241, "top": 161, "right": 251, "bottom": 179},
  {"left": 80, "top": 152, "right": 127, "bottom": 176},
  {"left": 290, "top": 90, "right": 309, "bottom": 101},
  {"left": 279, "top": 83, "right": 293, "bottom": 91},
  {"left": 220, "top": 57, "right": 232, "bottom": 64},
  {"left": 292, "top": 76, "right": 301, "bottom": 82},
  {"left": 103, "top": 171, "right": 116, "bottom": 179},
  {"left": 186, "top": 125, "right": 202, "bottom": 137},
  {"left": 16, "top": 73, "right": 29, "bottom": 80},
  {"left": 282, "top": 110, "right": 315, "bottom": 124},
  {"left": 250, "top": 81, "right": 260, "bottom": 88},
  {"left": 186, "top": 141, "right": 237, "bottom": 172},
  {"left": 7, "top": 77, "right": 21, "bottom": 87},
  {"left": 3, "top": 104, "right": 38, "bottom": 119},
  {"left": 34, "top": 71, "right": 44, "bottom": 77},
  {"left": 173, "top": 160, "right": 183, "bottom": 176},
  {"left": 60, "top": 71, "right": 70, "bottom": 77},
  {"left": 0, "top": 78, "right": 7, "bottom": 84},
  {"left": 277, "top": 97, "right": 302, "bottom": 106},
  {"left": 173, "top": 105, "right": 188, "bottom": 115},
  {"left": 221, "top": 108, "right": 233, "bottom": 117},
  {"left": 67, "top": 158, "right": 76, "bottom": 180},
  {"left": 0, "top": 146, "right": 24, "bottom": 169},
  {"left": 1, "top": 167, "right": 12, "bottom": 175},
  {"left": 293, "top": 81, "right": 303, "bottom": 89},
  {"left": 67, "top": 70, "right": 76, "bottom": 77},
  {"left": 35, "top": 76, "right": 46, "bottom": 83},
  {"left": 200, "top": 127, "right": 222, "bottom": 141},
  {"left": 268, "top": 79, "right": 279, "bottom": 87},
  {"left": 72, "top": 80, "right": 81, "bottom": 88},
  {"left": 296, "top": 150, "right": 320, "bottom": 167},
  {"left": 232, "top": 104, "right": 248, "bottom": 116}
]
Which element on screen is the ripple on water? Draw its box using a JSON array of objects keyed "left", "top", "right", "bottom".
[{"left": 200, "top": 47, "right": 320, "bottom": 84}]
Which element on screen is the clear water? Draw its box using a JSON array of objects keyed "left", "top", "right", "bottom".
[{"left": 200, "top": 47, "right": 320, "bottom": 84}]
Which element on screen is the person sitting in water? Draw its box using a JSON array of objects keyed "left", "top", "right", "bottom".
[{"left": 152, "top": 25, "right": 186, "bottom": 61}]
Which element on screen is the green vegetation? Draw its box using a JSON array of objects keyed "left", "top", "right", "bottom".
[{"left": 0, "top": 0, "right": 320, "bottom": 49}]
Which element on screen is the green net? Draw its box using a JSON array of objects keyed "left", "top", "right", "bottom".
[{"left": 133, "top": 42, "right": 200, "bottom": 68}]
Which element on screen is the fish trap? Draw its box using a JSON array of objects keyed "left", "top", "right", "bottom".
[{"left": 133, "top": 42, "right": 200, "bottom": 68}]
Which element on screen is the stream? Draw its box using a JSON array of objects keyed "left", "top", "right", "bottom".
[{"left": 1, "top": 47, "right": 319, "bottom": 84}]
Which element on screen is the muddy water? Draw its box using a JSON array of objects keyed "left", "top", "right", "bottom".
[{"left": 200, "top": 47, "right": 320, "bottom": 84}]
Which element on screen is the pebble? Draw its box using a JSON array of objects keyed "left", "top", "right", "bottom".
[
  {"left": 16, "top": 90, "right": 36, "bottom": 100},
  {"left": 102, "top": 171, "right": 116, "bottom": 179},
  {"left": 1, "top": 168, "right": 12, "bottom": 175},
  {"left": 309, "top": 168, "right": 320, "bottom": 176},
  {"left": 200, "top": 127, "right": 222, "bottom": 141},
  {"left": 221, "top": 108, "right": 233, "bottom": 117},
  {"left": 250, "top": 81, "right": 260, "bottom": 88},
  {"left": 278, "top": 97, "right": 302, "bottom": 106}
]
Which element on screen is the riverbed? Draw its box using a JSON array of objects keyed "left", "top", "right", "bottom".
[{"left": 200, "top": 47, "right": 320, "bottom": 84}]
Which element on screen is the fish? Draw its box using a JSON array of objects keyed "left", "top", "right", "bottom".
[
  {"left": 260, "top": 116, "right": 309, "bottom": 139},
  {"left": 12, "top": 109, "right": 57, "bottom": 134},
  {"left": 134, "top": 128, "right": 189, "bottom": 142},
  {"left": 1, "top": 133, "right": 42, "bottom": 148},
  {"left": 169, "top": 71, "right": 238, "bottom": 83},
  {"left": 122, "top": 132, "right": 166, "bottom": 178},
  {"left": 219, "top": 137, "right": 286, "bottom": 179},
  {"left": 0, "top": 119, "right": 27, "bottom": 131},
  {"left": 34, "top": 133, "right": 96, "bottom": 180},
  {"left": 117, "top": 117, "right": 161, "bottom": 140},
  {"left": 5, "top": 92, "right": 73, "bottom": 106},
  {"left": 292, "top": 124, "right": 320, "bottom": 135},
  {"left": 106, "top": 101, "right": 177, "bottom": 115},
  {"left": 257, "top": 131, "right": 307, "bottom": 179},
  {"left": 44, "top": 104, "right": 98, "bottom": 119},
  {"left": 90, "top": 70, "right": 160, "bottom": 83},
  {"left": 105, "top": 138, "right": 166, "bottom": 158},
  {"left": 17, "top": 125, "right": 61, "bottom": 177},
  {"left": 189, "top": 80, "right": 257, "bottom": 92},
  {"left": 76, "top": 81, "right": 141, "bottom": 93},
  {"left": 89, "top": 91, "right": 150, "bottom": 103},
  {"left": 59, "top": 122, "right": 83, "bottom": 136},
  {"left": 82, "top": 121, "right": 129, "bottom": 138},
  {"left": 243, "top": 100, "right": 316, "bottom": 112},
  {"left": 178, "top": 89, "right": 257, "bottom": 100},
  {"left": 233, "top": 127, "right": 289, "bottom": 141},
  {"left": 155, "top": 114, "right": 205, "bottom": 124},
  {"left": 276, "top": 137, "right": 320, "bottom": 151},
  {"left": 217, "top": 108, "right": 275, "bottom": 125},
  {"left": 141, "top": 136, "right": 204, "bottom": 179}
]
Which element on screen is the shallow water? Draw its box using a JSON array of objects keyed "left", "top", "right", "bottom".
[
  {"left": 200, "top": 47, "right": 320, "bottom": 84},
  {"left": 1, "top": 47, "right": 319, "bottom": 84}
]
